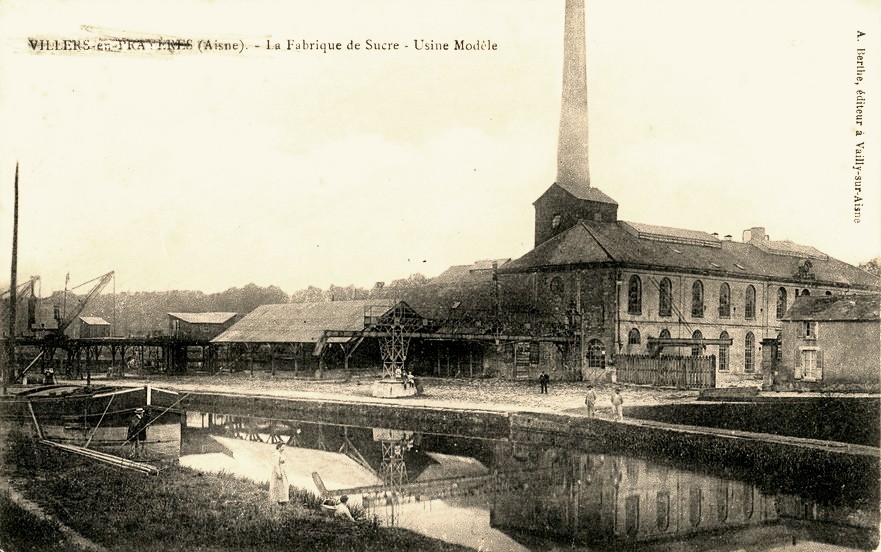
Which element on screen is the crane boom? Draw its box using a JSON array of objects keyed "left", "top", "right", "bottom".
[{"left": 58, "top": 271, "right": 114, "bottom": 333}]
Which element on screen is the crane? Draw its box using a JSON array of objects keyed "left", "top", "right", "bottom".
[{"left": 56, "top": 271, "right": 115, "bottom": 334}]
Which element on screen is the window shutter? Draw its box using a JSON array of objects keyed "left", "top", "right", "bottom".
[
  {"left": 794, "top": 349, "right": 803, "bottom": 379},
  {"left": 796, "top": 323, "right": 804, "bottom": 338},
  {"left": 814, "top": 322, "right": 819, "bottom": 340},
  {"left": 817, "top": 350, "right": 824, "bottom": 380}
]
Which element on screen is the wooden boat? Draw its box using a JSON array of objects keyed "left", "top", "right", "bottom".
[{"left": 0, "top": 384, "right": 183, "bottom": 460}]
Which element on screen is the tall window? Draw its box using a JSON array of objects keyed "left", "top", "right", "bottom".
[
  {"left": 692, "top": 281, "right": 704, "bottom": 317},
  {"left": 625, "top": 496, "right": 640, "bottom": 537},
  {"left": 689, "top": 487, "right": 702, "bottom": 527},
  {"left": 744, "top": 332, "right": 755, "bottom": 372},
  {"left": 628, "top": 275, "right": 642, "bottom": 315},
  {"left": 659, "top": 278, "right": 673, "bottom": 317},
  {"left": 550, "top": 277, "right": 564, "bottom": 298},
  {"left": 656, "top": 492, "right": 670, "bottom": 531},
  {"left": 719, "top": 331, "right": 730, "bottom": 371},
  {"left": 691, "top": 330, "right": 703, "bottom": 357},
  {"left": 716, "top": 480, "right": 729, "bottom": 522},
  {"left": 587, "top": 339, "right": 605, "bottom": 369},
  {"left": 628, "top": 328, "right": 641, "bottom": 345},
  {"left": 776, "top": 287, "right": 787, "bottom": 319},
  {"left": 744, "top": 285, "right": 756, "bottom": 319},
  {"left": 802, "top": 349, "right": 823, "bottom": 380},
  {"left": 718, "top": 283, "right": 731, "bottom": 318}
]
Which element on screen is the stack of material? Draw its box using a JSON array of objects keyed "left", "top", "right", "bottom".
[{"left": 38, "top": 440, "right": 159, "bottom": 476}]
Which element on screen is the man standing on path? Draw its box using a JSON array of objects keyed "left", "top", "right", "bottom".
[
  {"left": 584, "top": 385, "right": 597, "bottom": 417},
  {"left": 539, "top": 372, "right": 549, "bottom": 394},
  {"left": 611, "top": 388, "right": 624, "bottom": 421}
]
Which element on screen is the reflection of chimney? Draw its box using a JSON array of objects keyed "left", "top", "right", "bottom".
[
  {"left": 742, "top": 226, "right": 766, "bottom": 243},
  {"left": 557, "top": 0, "right": 590, "bottom": 189}
]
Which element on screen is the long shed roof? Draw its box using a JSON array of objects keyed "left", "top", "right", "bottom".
[{"left": 211, "top": 300, "right": 395, "bottom": 343}]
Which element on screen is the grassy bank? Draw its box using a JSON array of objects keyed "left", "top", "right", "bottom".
[
  {"left": 1, "top": 432, "right": 472, "bottom": 552},
  {"left": 0, "top": 490, "right": 83, "bottom": 552}
]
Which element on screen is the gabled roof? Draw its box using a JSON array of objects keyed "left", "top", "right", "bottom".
[
  {"left": 79, "top": 316, "right": 110, "bottom": 326},
  {"left": 783, "top": 294, "right": 880, "bottom": 322},
  {"left": 535, "top": 182, "right": 618, "bottom": 205},
  {"left": 431, "top": 259, "right": 510, "bottom": 285},
  {"left": 168, "top": 312, "right": 238, "bottom": 325},
  {"left": 501, "top": 220, "right": 880, "bottom": 289},
  {"left": 211, "top": 300, "right": 395, "bottom": 343}
]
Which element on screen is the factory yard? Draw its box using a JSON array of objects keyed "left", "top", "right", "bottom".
[{"left": 113, "top": 371, "right": 703, "bottom": 415}]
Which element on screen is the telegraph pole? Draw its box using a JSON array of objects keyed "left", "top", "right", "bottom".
[{"left": 5, "top": 163, "right": 19, "bottom": 388}]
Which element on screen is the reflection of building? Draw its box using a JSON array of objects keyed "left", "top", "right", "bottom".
[
  {"left": 779, "top": 294, "right": 880, "bottom": 389},
  {"left": 491, "top": 450, "right": 778, "bottom": 547}
]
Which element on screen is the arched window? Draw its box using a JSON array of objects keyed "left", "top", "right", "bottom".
[
  {"left": 718, "top": 283, "right": 731, "bottom": 318},
  {"left": 742, "top": 485, "right": 754, "bottom": 519},
  {"left": 744, "top": 285, "right": 756, "bottom": 320},
  {"left": 719, "top": 331, "right": 730, "bottom": 371},
  {"left": 689, "top": 487, "right": 702, "bottom": 527},
  {"left": 550, "top": 277, "right": 564, "bottom": 298},
  {"left": 744, "top": 332, "right": 755, "bottom": 372},
  {"left": 691, "top": 330, "right": 703, "bottom": 357},
  {"left": 802, "top": 289, "right": 810, "bottom": 296},
  {"left": 587, "top": 339, "right": 605, "bottom": 369},
  {"left": 659, "top": 329, "right": 671, "bottom": 339},
  {"left": 656, "top": 491, "right": 670, "bottom": 531},
  {"left": 775, "top": 287, "right": 787, "bottom": 319},
  {"left": 659, "top": 278, "right": 673, "bottom": 317},
  {"left": 628, "top": 328, "right": 641, "bottom": 345},
  {"left": 628, "top": 275, "right": 642, "bottom": 315},
  {"left": 692, "top": 281, "right": 704, "bottom": 317},
  {"left": 716, "top": 480, "right": 729, "bottom": 523}
]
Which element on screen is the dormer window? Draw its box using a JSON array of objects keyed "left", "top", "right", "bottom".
[{"left": 551, "top": 214, "right": 562, "bottom": 229}]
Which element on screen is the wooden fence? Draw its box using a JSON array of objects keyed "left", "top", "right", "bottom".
[{"left": 615, "top": 354, "right": 716, "bottom": 389}]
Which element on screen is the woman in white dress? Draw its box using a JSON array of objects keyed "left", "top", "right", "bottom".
[{"left": 269, "top": 443, "right": 290, "bottom": 505}]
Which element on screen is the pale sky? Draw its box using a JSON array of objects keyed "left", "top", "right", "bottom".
[{"left": 0, "top": 0, "right": 879, "bottom": 295}]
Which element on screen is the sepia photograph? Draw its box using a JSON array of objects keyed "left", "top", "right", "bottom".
[{"left": 0, "top": 0, "right": 879, "bottom": 550}]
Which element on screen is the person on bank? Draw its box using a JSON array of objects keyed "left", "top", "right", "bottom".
[
  {"left": 127, "top": 407, "right": 147, "bottom": 459},
  {"left": 334, "top": 495, "right": 356, "bottom": 521},
  {"left": 269, "top": 443, "right": 290, "bottom": 506},
  {"left": 584, "top": 385, "right": 597, "bottom": 417},
  {"left": 539, "top": 372, "right": 549, "bottom": 394},
  {"left": 611, "top": 388, "right": 624, "bottom": 421}
]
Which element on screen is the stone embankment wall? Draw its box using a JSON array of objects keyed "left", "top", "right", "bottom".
[{"left": 624, "top": 397, "right": 879, "bottom": 446}]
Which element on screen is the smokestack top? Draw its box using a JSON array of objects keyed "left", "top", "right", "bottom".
[{"left": 557, "top": 0, "right": 590, "bottom": 190}]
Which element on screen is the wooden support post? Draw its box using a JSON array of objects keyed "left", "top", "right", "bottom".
[{"left": 270, "top": 344, "right": 276, "bottom": 376}]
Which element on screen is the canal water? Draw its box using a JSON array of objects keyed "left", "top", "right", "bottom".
[{"left": 179, "top": 411, "right": 879, "bottom": 551}]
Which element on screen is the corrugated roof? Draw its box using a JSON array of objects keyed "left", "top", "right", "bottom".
[
  {"left": 501, "top": 220, "right": 880, "bottom": 289},
  {"left": 211, "top": 300, "right": 395, "bottom": 343},
  {"left": 783, "top": 294, "right": 880, "bottom": 321},
  {"left": 168, "top": 312, "right": 238, "bottom": 325},
  {"left": 79, "top": 316, "right": 110, "bottom": 325}
]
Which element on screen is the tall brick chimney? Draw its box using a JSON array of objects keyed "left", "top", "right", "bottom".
[
  {"left": 557, "top": 0, "right": 590, "bottom": 189},
  {"left": 533, "top": 0, "right": 617, "bottom": 248}
]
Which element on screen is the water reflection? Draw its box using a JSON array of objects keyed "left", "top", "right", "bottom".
[{"left": 180, "top": 412, "right": 879, "bottom": 551}]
